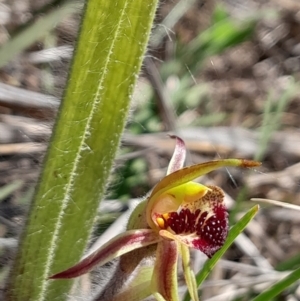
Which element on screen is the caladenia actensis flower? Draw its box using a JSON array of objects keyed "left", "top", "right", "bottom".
[{"left": 50, "top": 136, "right": 261, "bottom": 301}]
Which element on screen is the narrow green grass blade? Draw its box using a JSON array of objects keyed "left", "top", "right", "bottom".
[
  {"left": 6, "top": 0, "right": 158, "bottom": 301},
  {"left": 252, "top": 267, "right": 300, "bottom": 301},
  {"left": 255, "top": 79, "right": 296, "bottom": 161},
  {"left": 276, "top": 253, "right": 300, "bottom": 271},
  {"left": 0, "top": 1, "right": 76, "bottom": 68},
  {"left": 0, "top": 180, "right": 23, "bottom": 202},
  {"left": 183, "top": 15, "right": 256, "bottom": 70},
  {"left": 183, "top": 205, "right": 259, "bottom": 301}
]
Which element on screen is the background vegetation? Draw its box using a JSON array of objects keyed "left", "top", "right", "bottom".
[{"left": 0, "top": 0, "right": 300, "bottom": 300}]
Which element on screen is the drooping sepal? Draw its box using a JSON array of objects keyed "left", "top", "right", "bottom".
[
  {"left": 50, "top": 229, "right": 160, "bottom": 279},
  {"left": 151, "top": 240, "right": 179, "bottom": 301}
]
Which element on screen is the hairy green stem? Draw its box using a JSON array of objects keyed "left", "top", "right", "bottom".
[{"left": 6, "top": 0, "right": 159, "bottom": 300}]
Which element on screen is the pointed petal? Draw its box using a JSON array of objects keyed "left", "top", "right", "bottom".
[
  {"left": 151, "top": 240, "right": 179, "bottom": 301},
  {"left": 147, "top": 159, "right": 260, "bottom": 229},
  {"left": 49, "top": 229, "right": 160, "bottom": 279},
  {"left": 180, "top": 244, "right": 199, "bottom": 301},
  {"left": 167, "top": 135, "right": 186, "bottom": 175}
]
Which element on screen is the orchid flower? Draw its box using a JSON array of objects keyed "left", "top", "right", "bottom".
[{"left": 50, "top": 136, "right": 260, "bottom": 301}]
